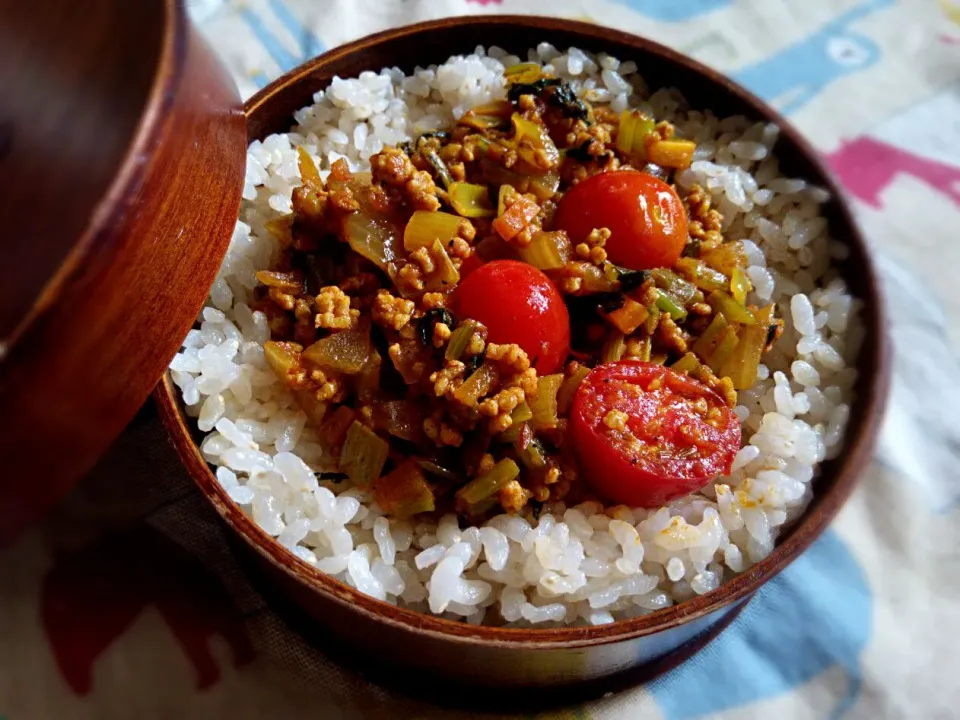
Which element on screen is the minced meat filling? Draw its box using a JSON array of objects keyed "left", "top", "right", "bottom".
[{"left": 252, "top": 62, "right": 782, "bottom": 522}]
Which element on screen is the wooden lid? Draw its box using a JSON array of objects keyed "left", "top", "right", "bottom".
[{"left": 0, "top": 0, "right": 247, "bottom": 544}]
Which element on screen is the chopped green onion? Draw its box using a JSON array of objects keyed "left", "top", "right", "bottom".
[
  {"left": 647, "top": 139, "right": 696, "bottom": 170},
  {"left": 651, "top": 268, "right": 696, "bottom": 304},
  {"left": 449, "top": 183, "right": 495, "bottom": 218},
  {"left": 605, "top": 297, "right": 650, "bottom": 335},
  {"left": 339, "top": 421, "right": 389, "bottom": 487},
  {"left": 707, "top": 290, "right": 756, "bottom": 325},
  {"left": 655, "top": 290, "right": 688, "bottom": 322},
  {"left": 511, "top": 401, "right": 533, "bottom": 425},
  {"left": 633, "top": 336, "right": 652, "bottom": 362},
  {"left": 453, "top": 363, "right": 498, "bottom": 406},
  {"left": 302, "top": 320, "right": 372, "bottom": 374},
  {"left": 517, "top": 230, "right": 569, "bottom": 270},
  {"left": 499, "top": 402, "right": 534, "bottom": 442},
  {"left": 675, "top": 258, "right": 729, "bottom": 293},
  {"left": 671, "top": 352, "right": 702, "bottom": 375},
  {"left": 373, "top": 462, "right": 435, "bottom": 518},
  {"left": 692, "top": 312, "right": 729, "bottom": 361},
  {"left": 557, "top": 365, "right": 590, "bottom": 415},
  {"left": 511, "top": 113, "right": 560, "bottom": 170},
  {"left": 640, "top": 304, "right": 659, "bottom": 336},
  {"left": 702, "top": 242, "right": 747, "bottom": 277},
  {"left": 425, "top": 149, "right": 453, "bottom": 189},
  {"left": 707, "top": 326, "right": 740, "bottom": 373},
  {"left": 601, "top": 332, "right": 626, "bottom": 363},
  {"left": 722, "top": 304, "right": 774, "bottom": 389},
  {"left": 445, "top": 320, "right": 478, "bottom": 361},
  {"left": 416, "top": 459, "right": 460, "bottom": 482},
  {"left": 504, "top": 62, "right": 543, "bottom": 84},
  {"left": 616, "top": 109, "right": 656, "bottom": 160},
  {"left": 529, "top": 374, "right": 563, "bottom": 430},
  {"left": 455, "top": 458, "right": 520, "bottom": 507},
  {"left": 514, "top": 434, "right": 547, "bottom": 470},
  {"left": 730, "top": 266, "right": 752, "bottom": 305}
]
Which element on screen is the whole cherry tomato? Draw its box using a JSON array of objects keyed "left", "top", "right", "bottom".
[
  {"left": 570, "top": 361, "right": 740, "bottom": 507},
  {"left": 452, "top": 260, "right": 570, "bottom": 374},
  {"left": 553, "top": 170, "right": 688, "bottom": 271}
]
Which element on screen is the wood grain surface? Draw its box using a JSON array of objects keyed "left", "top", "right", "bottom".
[{"left": 0, "top": 0, "right": 246, "bottom": 545}]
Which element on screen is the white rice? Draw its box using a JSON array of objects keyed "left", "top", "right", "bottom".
[{"left": 170, "top": 44, "right": 862, "bottom": 627}]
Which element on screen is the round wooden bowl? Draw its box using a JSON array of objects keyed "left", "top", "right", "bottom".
[
  {"left": 155, "top": 15, "right": 890, "bottom": 706},
  {"left": 0, "top": 0, "right": 246, "bottom": 544}
]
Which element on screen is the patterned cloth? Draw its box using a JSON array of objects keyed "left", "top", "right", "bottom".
[{"left": 2, "top": 1, "right": 959, "bottom": 718}]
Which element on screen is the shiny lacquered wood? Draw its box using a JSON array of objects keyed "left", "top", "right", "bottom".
[
  {"left": 0, "top": 0, "right": 246, "bottom": 545},
  {"left": 155, "top": 15, "right": 891, "bottom": 697}
]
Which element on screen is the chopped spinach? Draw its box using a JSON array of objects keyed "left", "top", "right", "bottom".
[{"left": 417, "top": 308, "right": 456, "bottom": 347}]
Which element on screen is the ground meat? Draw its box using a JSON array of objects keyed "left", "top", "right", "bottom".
[
  {"left": 423, "top": 412, "right": 463, "bottom": 447},
  {"left": 455, "top": 219, "right": 476, "bottom": 243},
  {"left": 309, "top": 368, "right": 342, "bottom": 402},
  {"left": 565, "top": 119, "right": 614, "bottom": 155},
  {"left": 410, "top": 247, "right": 436, "bottom": 275},
  {"left": 432, "top": 322, "right": 451, "bottom": 348},
  {"left": 249, "top": 70, "right": 784, "bottom": 523},
  {"left": 314, "top": 286, "right": 357, "bottom": 330},
  {"left": 421, "top": 292, "right": 446, "bottom": 310},
  {"left": 478, "top": 387, "right": 526, "bottom": 433},
  {"left": 685, "top": 184, "right": 724, "bottom": 249},
  {"left": 603, "top": 409, "right": 629, "bottom": 431},
  {"left": 339, "top": 272, "right": 380, "bottom": 296},
  {"left": 429, "top": 359, "right": 465, "bottom": 398},
  {"left": 329, "top": 186, "right": 360, "bottom": 213},
  {"left": 695, "top": 365, "right": 737, "bottom": 408},
  {"left": 505, "top": 367, "right": 538, "bottom": 397},
  {"left": 388, "top": 341, "right": 427, "bottom": 384},
  {"left": 268, "top": 287, "right": 297, "bottom": 311},
  {"left": 477, "top": 453, "right": 496, "bottom": 476},
  {"left": 485, "top": 343, "right": 531, "bottom": 374},
  {"left": 293, "top": 297, "right": 318, "bottom": 346},
  {"left": 370, "top": 146, "right": 441, "bottom": 211},
  {"left": 466, "top": 329, "right": 486, "bottom": 356},
  {"left": 656, "top": 315, "right": 689, "bottom": 355},
  {"left": 655, "top": 120, "right": 676, "bottom": 141},
  {"left": 371, "top": 290, "right": 415, "bottom": 331},
  {"left": 575, "top": 227, "right": 610, "bottom": 266},
  {"left": 498, "top": 479, "right": 532, "bottom": 514}
]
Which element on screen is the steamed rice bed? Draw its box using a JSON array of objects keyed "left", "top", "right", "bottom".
[{"left": 170, "top": 43, "right": 860, "bottom": 627}]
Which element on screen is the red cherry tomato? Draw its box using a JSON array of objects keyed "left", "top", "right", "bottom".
[
  {"left": 457, "top": 253, "right": 485, "bottom": 280},
  {"left": 553, "top": 170, "right": 688, "bottom": 271},
  {"left": 570, "top": 361, "right": 740, "bottom": 507},
  {"left": 452, "top": 259, "right": 570, "bottom": 374}
]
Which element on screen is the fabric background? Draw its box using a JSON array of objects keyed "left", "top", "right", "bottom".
[{"left": 3, "top": 1, "right": 960, "bottom": 717}]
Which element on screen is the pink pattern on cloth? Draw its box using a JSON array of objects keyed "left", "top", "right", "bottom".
[
  {"left": 827, "top": 136, "right": 960, "bottom": 208},
  {"left": 41, "top": 524, "right": 255, "bottom": 695}
]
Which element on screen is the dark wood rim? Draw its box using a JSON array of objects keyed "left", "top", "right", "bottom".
[
  {"left": 155, "top": 15, "right": 891, "bottom": 648},
  {"left": 5, "top": 0, "right": 182, "bottom": 352}
]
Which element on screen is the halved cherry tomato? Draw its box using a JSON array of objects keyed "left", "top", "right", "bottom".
[
  {"left": 553, "top": 170, "right": 687, "bottom": 271},
  {"left": 570, "top": 361, "right": 740, "bottom": 507},
  {"left": 452, "top": 259, "right": 570, "bottom": 374}
]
